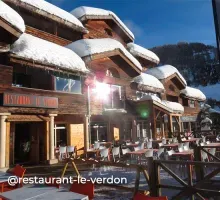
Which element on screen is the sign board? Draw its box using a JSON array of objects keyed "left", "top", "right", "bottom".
[
  {"left": 3, "top": 93, "right": 58, "bottom": 109},
  {"left": 180, "top": 116, "right": 197, "bottom": 122}
]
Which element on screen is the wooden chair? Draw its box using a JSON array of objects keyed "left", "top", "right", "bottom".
[
  {"left": 133, "top": 193, "right": 168, "bottom": 200},
  {"left": 70, "top": 180, "right": 94, "bottom": 200},
  {"left": 1, "top": 165, "right": 26, "bottom": 192}
]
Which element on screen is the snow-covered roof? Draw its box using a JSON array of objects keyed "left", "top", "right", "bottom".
[
  {"left": 162, "top": 100, "right": 184, "bottom": 113},
  {"left": 71, "top": 6, "right": 134, "bottom": 41},
  {"left": 127, "top": 43, "right": 160, "bottom": 64},
  {"left": 6, "top": 0, "right": 87, "bottom": 33},
  {"left": 10, "top": 33, "right": 88, "bottom": 73},
  {"left": 0, "top": 1, "right": 25, "bottom": 33},
  {"left": 66, "top": 38, "right": 142, "bottom": 71},
  {"left": 132, "top": 73, "right": 165, "bottom": 93},
  {"left": 138, "top": 94, "right": 184, "bottom": 114},
  {"left": 180, "top": 86, "right": 206, "bottom": 101},
  {"left": 146, "top": 65, "right": 187, "bottom": 86},
  {"left": 104, "top": 108, "right": 127, "bottom": 113},
  {"left": 201, "top": 117, "right": 212, "bottom": 124}
]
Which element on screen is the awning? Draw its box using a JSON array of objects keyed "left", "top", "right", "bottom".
[{"left": 7, "top": 115, "right": 50, "bottom": 122}]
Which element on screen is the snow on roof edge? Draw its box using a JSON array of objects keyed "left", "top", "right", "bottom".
[
  {"left": 180, "top": 86, "right": 206, "bottom": 101},
  {"left": 0, "top": 1, "right": 25, "bottom": 33},
  {"left": 66, "top": 38, "right": 142, "bottom": 71},
  {"left": 71, "top": 6, "right": 134, "bottom": 41},
  {"left": 127, "top": 43, "right": 160, "bottom": 64},
  {"left": 10, "top": 33, "right": 89, "bottom": 74}
]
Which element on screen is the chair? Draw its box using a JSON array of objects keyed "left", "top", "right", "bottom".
[
  {"left": 11, "top": 165, "right": 26, "bottom": 188},
  {"left": 99, "top": 146, "right": 106, "bottom": 150},
  {"left": 156, "top": 148, "right": 164, "bottom": 159},
  {"left": 122, "top": 148, "right": 131, "bottom": 155},
  {"left": 200, "top": 142, "right": 205, "bottom": 146},
  {"left": 70, "top": 180, "right": 94, "bottom": 200},
  {"left": 66, "top": 146, "right": 75, "bottom": 158},
  {"left": 162, "top": 138, "right": 166, "bottom": 145},
  {"left": 146, "top": 141, "right": 152, "bottom": 149},
  {"left": 135, "top": 141, "right": 139, "bottom": 144},
  {"left": 167, "top": 150, "right": 175, "bottom": 156},
  {"left": 59, "top": 146, "right": 67, "bottom": 160},
  {"left": 206, "top": 141, "right": 211, "bottom": 144},
  {"left": 182, "top": 137, "right": 186, "bottom": 141},
  {"left": 178, "top": 143, "right": 183, "bottom": 149},
  {"left": 133, "top": 192, "right": 168, "bottom": 200},
  {"left": 178, "top": 147, "right": 184, "bottom": 152},
  {"left": 158, "top": 143, "right": 163, "bottom": 147},
  {"left": 112, "top": 147, "right": 120, "bottom": 162},
  {"left": 209, "top": 148, "right": 216, "bottom": 161},
  {"left": 139, "top": 142, "right": 145, "bottom": 149},
  {"left": 202, "top": 136, "right": 206, "bottom": 143},
  {"left": 145, "top": 149, "right": 154, "bottom": 158},
  {"left": 183, "top": 142, "right": 190, "bottom": 151},
  {"left": 126, "top": 141, "right": 132, "bottom": 145},
  {"left": 201, "top": 149, "right": 208, "bottom": 161},
  {"left": 134, "top": 146, "right": 141, "bottom": 151},
  {"left": 196, "top": 139, "right": 201, "bottom": 146},
  {"left": 94, "top": 142, "right": 100, "bottom": 150},
  {"left": 100, "top": 148, "right": 109, "bottom": 161},
  {"left": 173, "top": 137, "right": 178, "bottom": 143}
]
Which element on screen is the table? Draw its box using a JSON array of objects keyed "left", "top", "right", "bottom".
[
  {"left": 0, "top": 172, "right": 14, "bottom": 184},
  {"left": 182, "top": 138, "right": 198, "bottom": 143},
  {"left": 126, "top": 149, "right": 158, "bottom": 156},
  {"left": 126, "top": 144, "right": 139, "bottom": 148},
  {"left": 0, "top": 185, "right": 88, "bottom": 200},
  {"left": 203, "top": 143, "right": 220, "bottom": 148},
  {"left": 162, "top": 143, "right": 179, "bottom": 149},
  {"left": 172, "top": 150, "right": 194, "bottom": 161}
]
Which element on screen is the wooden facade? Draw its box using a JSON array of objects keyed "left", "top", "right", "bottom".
[{"left": 0, "top": 2, "right": 205, "bottom": 168}]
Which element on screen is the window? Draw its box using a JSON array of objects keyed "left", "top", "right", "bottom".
[
  {"left": 182, "top": 98, "right": 189, "bottom": 106},
  {"left": 104, "top": 84, "right": 123, "bottom": 109},
  {"left": 166, "top": 95, "right": 179, "bottom": 102},
  {"left": 13, "top": 73, "right": 32, "bottom": 88},
  {"left": 189, "top": 100, "right": 195, "bottom": 108},
  {"left": 55, "top": 74, "right": 82, "bottom": 94}
]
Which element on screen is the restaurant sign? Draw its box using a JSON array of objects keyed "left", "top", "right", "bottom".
[
  {"left": 2, "top": 93, "right": 58, "bottom": 109},
  {"left": 180, "top": 116, "right": 197, "bottom": 122}
]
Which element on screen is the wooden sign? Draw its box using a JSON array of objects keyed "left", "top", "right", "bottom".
[{"left": 3, "top": 93, "right": 58, "bottom": 109}]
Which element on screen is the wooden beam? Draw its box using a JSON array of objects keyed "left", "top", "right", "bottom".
[{"left": 0, "top": 17, "right": 22, "bottom": 37}]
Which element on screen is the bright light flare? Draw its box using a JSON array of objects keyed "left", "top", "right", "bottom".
[{"left": 93, "top": 82, "right": 110, "bottom": 100}]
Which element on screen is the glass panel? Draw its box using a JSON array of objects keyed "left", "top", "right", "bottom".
[{"left": 55, "top": 75, "right": 81, "bottom": 94}]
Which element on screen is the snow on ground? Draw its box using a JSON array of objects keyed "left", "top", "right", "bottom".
[
  {"left": 77, "top": 165, "right": 220, "bottom": 199},
  {"left": 0, "top": 1, "right": 25, "bottom": 33}
]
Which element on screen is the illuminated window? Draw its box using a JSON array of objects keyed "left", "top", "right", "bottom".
[{"left": 189, "top": 100, "right": 195, "bottom": 108}]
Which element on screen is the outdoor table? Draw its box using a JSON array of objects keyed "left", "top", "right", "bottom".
[
  {"left": 182, "top": 138, "right": 198, "bottom": 143},
  {"left": 86, "top": 149, "right": 100, "bottom": 158},
  {"left": 0, "top": 172, "right": 14, "bottom": 184},
  {"left": 171, "top": 150, "right": 194, "bottom": 161},
  {"left": 203, "top": 143, "right": 220, "bottom": 148},
  {"left": 126, "top": 149, "right": 158, "bottom": 156},
  {"left": 162, "top": 143, "right": 179, "bottom": 149},
  {"left": 0, "top": 185, "right": 89, "bottom": 200}
]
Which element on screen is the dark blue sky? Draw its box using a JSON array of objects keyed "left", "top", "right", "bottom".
[{"left": 47, "top": 0, "right": 216, "bottom": 49}]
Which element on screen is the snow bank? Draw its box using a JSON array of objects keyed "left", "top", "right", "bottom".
[
  {"left": 146, "top": 65, "right": 187, "bottom": 86},
  {"left": 162, "top": 100, "right": 184, "bottom": 113},
  {"left": 10, "top": 33, "right": 88, "bottom": 73},
  {"left": 71, "top": 6, "right": 134, "bottom": 40},
  {"left": 0, "top": 1, "right": 25, "bottom": 33},
  {"left": 16, "top": 0, "right": 86, "bottom": 31},
  {"left": 132, "top": 73, "right": 164, "bottom": 91},
  {"left": 127, "top": 43, "right": 160, "bottom": 64},
  {"left": 180, "top": 86, "right": 206, "bottom": 101},
  {"left": 67, "top": 38, "right": 142, "bottom": 71}
]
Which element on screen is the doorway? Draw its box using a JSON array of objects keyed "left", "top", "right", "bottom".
[{"left": 14, "top": 123, "right": 31, "bottom": 164}]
